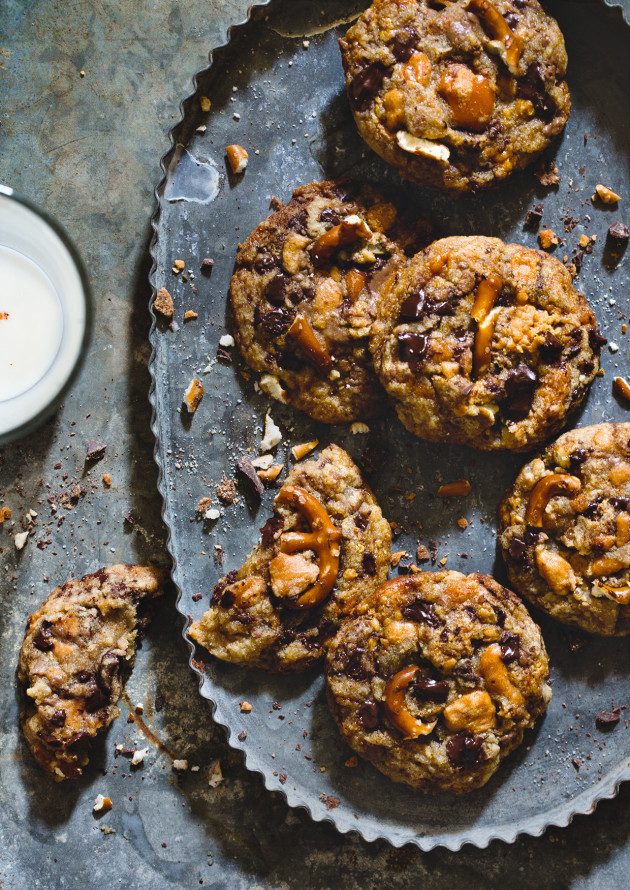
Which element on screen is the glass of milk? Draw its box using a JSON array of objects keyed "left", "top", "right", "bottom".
[{"left": 0, "top": 185, "right": 91, "bottom": 443}]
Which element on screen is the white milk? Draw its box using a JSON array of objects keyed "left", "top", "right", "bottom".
[
  {"left": 0, "top": 188, "right": 89, "bottom": 441},
  {"left": 0, "top": 246, "right": 64, "bottom": 401}
]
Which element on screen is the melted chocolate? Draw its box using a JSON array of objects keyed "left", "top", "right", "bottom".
[
  {"left": 410, "top": 677, "right": 449, "bottom": 703},
  {"left": 349, "top": 62, "right": 388, "bottom": 112},
  {"left": 589, "top": 328, "right": 607, "bottom": 351},
  {"left": 446, "top": 731, "right": 485, "bottom": 766},
  {"left": 398, "top": 290, "right": 426, "bottom": 321},
  {"left": 33, "top": 620, "right": 54, "bottom": 652},
  {"left": 390, "top": 27, "right": 419, "bottom": 63},
  {"left": 259, "top": 307, "right": 295, "bottom": 336},
  {"left": 260, "top": 515, "right": 284, "bottom": 549},
  {"left": 358, "top": 700, "right": 380, "bottom": 730},
  {"left": 507, "top": 536, "right": 528, "bottom": 565},
  {"left": 319, "top": 208, "right": 341, "bottom": 226},
  {"left": 398, "top": 331, "right": 429, "bottom": 371},
  {"left": 500, "top": 632, "right": 520, "bottom": 663},
  {"left": 362, "top": 552, "right": 377, "bottom": 576},
  {"left": 503, "top": 362, "right": 537, "bottom": 420},
  {"left": 402, "top": 598, "right": 442, "bottom": 627},
  {"left": 539, "top": 332, "right": 563, "bottom": 363},
  {"left": 264, "top": 272, "right": 287, "bottom": 305}
]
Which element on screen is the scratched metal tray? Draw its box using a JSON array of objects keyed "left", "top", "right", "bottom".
[{"left": 148, "top": 0, "right": 630, "bottom": 850}]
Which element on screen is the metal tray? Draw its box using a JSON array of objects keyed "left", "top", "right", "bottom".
[{"left": 148, "top": 0, "right": 630, "bottom": 850}]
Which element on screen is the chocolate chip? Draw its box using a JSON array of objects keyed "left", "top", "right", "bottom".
[
  {"left": 349, "top": 62, "right": 388, "bottom": 112},
  {"left": 398, "top": 331, "right": 429, "bottom": 371},
  {"left": 49, "top": 709, "right": 67, "bottom": 727},
  {"left": 86, "top": 440, "right": 106, "bottom": 462},
  {"left": 503, "top": 362, "right": 537, "bottom": 420},
  {"left": 237, "top": 455, "right": 264, "bottom": 497},
  {"left": 319, "top": 208, "right": 341, "bottom": 226},
  {"left": 507, "top": 536, "right": 528, "bottom": 565},
  {"left": 523, "top": 202, "right": 544, "bottom": 231},
  {"left": 516, "top": 64, "right": 557, "bottom": 122},
  {"left": 346, "top": 647, "right": 372, "bottom": 681},
  {"left": 264, "top": 272, "right": 287, "bottom": 305},
  {"left": 588, "top": 329, "right": 607, "bottom": 351},
  {"left": 287, "top": 210, "right": 308, "bottom": 234},
  {"left": 260, "top": 515, "right": 284, "bottom": 549},
  {"left": 582, "top": 495, "right": 604, "bottom": 518},
  {"left": 569, "top": 448, "right": 589, "bottom": 474},
  {"left": 259, "top": 307, "right": 295, "bottom": 336},
  {"left": 254, "top": 253, "right": 277, "bottom": 274},
  {"left": 539, "top": 332, "right": 563, "bottom": 363},
  {"left": 610, "top": 497, "right": 630, "bottom": 511},
  {"left": 362, "top": 551, "right": 377, "bottom": 576},
  {"left": 608, "top": 222, "right": 630, "bottom": 242},
  {"left": 446, "top": 731, "right": 484, "bottom": 767},
  {"left": 596, "top": 709, "right": 621, "bottom": 730},
  {"left": 238, "top": 730, "right": 247, "bottom": 741},
  {"left": 494, "top": 606, "right": 506, "bottom": 627},
  {"left": 500, "top": 632, "right": 520, "bottom": 663},
  {"left": 398, "top": 290, "right": 427, "bottom": 322},
  {"left": 33, "top": 620, "right": 54, "bottom": 652},
  {"left": 354, "top": 511, "right": 370, "bottom": 530},
  {"left": 524, "top": 525, "right": 541, "bottom": 545},
  {"left": 358, "top": 701, "right": 380, "bottom": 731},
  {"left": 210, "top": 570, "right": 239, "bottom": 605},
  {"left": 390, "top": 27, "right": 418, "bottom": 62},
  {"left": 410, "top": 678, "right": 449, "bottom": 703},
  {"left": 66, "top": 731, "right": 92, "bottom": 753},
  {"left": 402, "top": 598, "right": 442, "bottom": 627}
]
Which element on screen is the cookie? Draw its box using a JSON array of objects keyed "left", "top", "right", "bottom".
[
  {"left": 369, "top": 236, "right": 603, "bottom": 451},
  {"left": 18, "top": 564, "right": 167, "bottom": 781},
  {"left": 189, "top": 445, "right": 392, "bottom": 671},
  {"left": 499, "top": 423, "right": 630, "bottom": 635},
  {"left": 339, "top": 0, "right": 571, "bottom": 193},
  {"left": 230, "top": 179, "right": 432, "bottom": 423},
  {"left": 325, "top": 572, "right": 551, "bottom": 794}
]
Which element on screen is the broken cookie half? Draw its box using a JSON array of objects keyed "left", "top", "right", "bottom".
[
  {"left": 189, "top": 444, "right": 392, "bottom": 672},
  {"left": 18, "top": 564, "right": 168, "bottom": 781}
]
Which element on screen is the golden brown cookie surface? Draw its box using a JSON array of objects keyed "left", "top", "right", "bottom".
[
  {"left": 339, "top": 0, "right": 571, "bottom": 193},
  {"left": 18, "top": 564, "right": 167, "bottom": 781},
  {"left": 369, "top": 236, "right": 602, "bottom": 451},
  {"left": 499, "top": 423, "right": 630, "bottom": 635},
  {"left": 325, "top": 572, "right": 551, "bottom": 793}
]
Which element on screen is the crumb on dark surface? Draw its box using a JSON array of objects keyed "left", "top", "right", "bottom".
[
  {"left": 238, "top": 730, "right": 247, "bottom": 741},
  {"left": 535, "top": 160, "right": 560, "bottom": 187},
  {"left": 524, "top": 202, "right": 544, "bottom": 231},
  {"left": 86, "top": 440, "right": 106, "bottom": 462},
  {"left": 217, "top": 345, "right": 233, "bottom": 363},
  {"left": 608, "top": 222, "right": 630, "bottom": 243},
  {"left": 319, "top": 794, "right": 340, "bottom": 810},
  {"left": 217, "top": 477, "right": 237, "bottom": 503},
  {"left": 201, "top": 257, "right": 214, "bottom": 274},
  {"left": 596, "top": 709, "right": 621, "bottom": 730}
]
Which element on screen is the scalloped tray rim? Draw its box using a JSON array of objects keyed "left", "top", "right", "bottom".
[{"left": 147, "top": 0, "right": 630, "bottom": 852}]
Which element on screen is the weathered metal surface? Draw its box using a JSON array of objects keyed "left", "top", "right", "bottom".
[
  {"left": 1, "top": 0, "right": 630, "bottom": 886},
  {"left": 150, "top": 0, "right": 630, "bottom": 852}
]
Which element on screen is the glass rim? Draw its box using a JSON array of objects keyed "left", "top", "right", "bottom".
[{"left": 0, "top": 186, "right": 93, "bottom": 445}]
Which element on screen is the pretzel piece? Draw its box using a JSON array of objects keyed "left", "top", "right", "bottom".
[
  {"left": 382, "top": 665, "right": 438, "bottom": 739},
  {"left": 525, "top": 474, "right": 581, "bottom": 527},
  {"left": 271, "top": 485, "right": 342, "bottom": 609}
]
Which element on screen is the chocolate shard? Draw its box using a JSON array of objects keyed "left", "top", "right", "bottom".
[
  {"left": 398, "top": 290, "right": 427, "bottom": 322},
  {"left": 596, "top": 709, "right": 621, "bottom": 730},
  {"left": 402, "top": 597, "right": 442, "bottom": 627},
  {"left": 608, "top": 222, "right": 630, "bottom": 243},
  {"left": 503, "top": 363, "right": 537, "bottom": 420},
  {"left": 358, "top": 700, "right": 380, "bottom": 730},
  {"left": 260, "top": 515, "right": 284, "bottom": 549},
  {"left": 86, "top": 440, "right": 106, "bottom": 462},
  {"left": 397, "top": 331, "right": 429, "bottom": 371},
  {"left": 524, "top": 202, "right": 544, "bottom": 231},
  {"left": 446, "top": 731, "right": 485, "bottom": 767},
  {"left": 237, "top": 455, "right": 264, "bottom": 497},
  {"left": 349, "top": 62, "right": 388, "bottom": 112}
]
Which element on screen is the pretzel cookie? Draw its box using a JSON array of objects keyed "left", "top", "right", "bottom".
[
  {"left": 325, "top": 572, "right": 550, "bottom": 794},
  {"left": 189, "top": 445, "right": 392, "bottom": 672},
  {"left": 18, "top": 564, "right": 167, "bottom": 781},
  {"left": 339, "top": 0, "right": 571, "bottom": 193},
  {"left": 499, "top": 423, "right": 630, "bottom": 635},
  {"left": 369, "top": 236, "right": 602, "bottom": 451},
  {"left": 230, "top": 179, "right": 432, "bottom": 423}
]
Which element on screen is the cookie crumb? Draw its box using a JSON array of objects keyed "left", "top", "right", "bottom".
[
  {"left": 539, "top": 229, "right": 559, "bottom": 250},
  {"left": 208, "top": 761, "right": 223, "bottom": 788},
  {"left": 93, "top": 794, "right": 113, "bottom": 813},
  {"left": 153, "top": 287, "right": 174, "bottom": 319},
  {"left": 183, "top": 378, "right": 204, "bottom": 414},
  {"left": 240, "top": 701, "right": 252, "bottom": 713},
  {"left": 172, "top": 759, "right": 189, "bottom": 771}
]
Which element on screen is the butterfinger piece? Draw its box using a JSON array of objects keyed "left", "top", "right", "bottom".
[{"left": 226, "top": 144, "right": 248, "bottom": 174}]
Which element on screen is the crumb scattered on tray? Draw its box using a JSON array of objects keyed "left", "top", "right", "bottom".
[{"left": 153, "top": 287, "right": 174, "bottom": 319}]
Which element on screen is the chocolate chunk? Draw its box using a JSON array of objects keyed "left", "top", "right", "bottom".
[
  {"left": 571, "top": 248, "right": 585, "bottom": 273},
  {"left": 582, "top": 495, "right": 604, "bottom": 518},
  {"left": 507, "top": 536, "right": 528, "bottom": 565},
  {"left": 358, "top": 701, "right": 380, "bottom": 731},
  {"left": 237, "top": 730, "right": 247, "bottom": 741},
  {"left": 260, "top": 515, "right": 284, "bottom": 549},
  {"left": 523, "top": 202, "right": 544, "bottom": 231},
  {"left": 569, "top": 448, "right": 588, "bottom": 474},
  {"left": 402, "top": 598, "right": 442, "bottom": 627},
  {"left": 524, "top": 525, "right": 541, "bottom": 545},
  {"left": 287, "top": 210, "right": 308, "bottom": 234},
  {"left": 362, "top": 551, "right": 377, "bottom": 576},
  {"left": 97, "top": 650, "right": 122, "bottom": 702},
  {"left": 499, "top": 632, "right": 520, "bottom": 663},
  {"left": 516, "top": 64, "right": 557, "bottom": 122},
  {"left": 503, "top": 363, "right": 537, "bottom": 420},
  {"left": 201, "top": 257, "right": 214, "bottom": 274},
  {"left": 390, "top": 27, "right": 418, "bottom": 62},
  {"left": 539, "top": 332, "right": 563, "bottom": 363},
  {"left": 66, "top": 731, "right": 92, "bottom": 753},
  {"left": 349, "top": 62, "right": 388, "bottom": 112},
  {"left": 217, "top": 345, "right": 233, "bottom": 364},
  {"left": 49, "top": 709, "right": 67, "bottom": 727},
  {"left": 398, "top": 290, "right": 426, "bottom": 322},
  {"left": 254, "top": 253, "right": 278, "bottom": 274},
  {"left": 33, "top": 620, "right": 54, "bottom": 652},
  {"left": 86, "top": 440, "right": 106, "bottom": 462},
  {"left": 608, "top": 222, "right": 630, "bottom": 242},
  {"left": 494, "top": 607, "right": 506, "bottom": 627},
  {"left": 410, "top": 678, "right": 449, "bottom": 703},
  {"left": 610, "top": 496, "right": 630, "bottom": 511},
  {"left": 237, "top": 455, "right": 264, "bottom": 497},
  {"left": 319, "top": 208, "right": 341, "bottom": 226},
  {"left": 596, "top": 709, "right": 621, "bottom": 730},
  {"left": 259, "top": 307, "right": 295, "bottom": 336},
  {"left": 264, "top": 272, "right": 287, "bottom": 305},
  {"left": 588, "top": 329, "right": 607, "bottom": 351},
  {"left": 346, "top": 647, "right": 372, "bottom": 681},
  {"left": 397, "top": 331, "right": 429, "bottom": 371},
  {"left": 446, "top": 731, "right": 484, "bottom": 767},
  {"left": 210, "top": 570, "right": 239, "bottom": 605},
  {"left": 354, "top": 511, "right": 370, "bottom": 530}
]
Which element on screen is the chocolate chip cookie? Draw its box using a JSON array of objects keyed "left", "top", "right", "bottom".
[
  {"left": 339, "top": 0, "right": 571, "bottom": 193},
  {"left": 369, "top": 236, "right": 602, "bottom": 451},
  {"left": 325, "top": 572, "right": 551, "bottom": 794},
  {"left": 18, "top": 564, "right": 168, "bottom": 781},
  {"left": 230, "top": 179, "right": 432, "bottom": 423},
  {"left": 499, "top": 423, "right": 630, "bottom": 635},
  {"left": 189, "top": 445, "right": 392, "bottom": 671}
]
